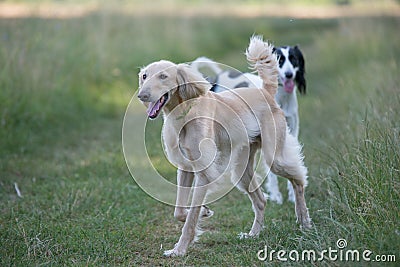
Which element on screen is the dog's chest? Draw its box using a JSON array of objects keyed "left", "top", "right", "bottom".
[
  {"left": 161, "top": 122, "right": 206, "bottom": 171},
  {"left": 162, "top": 124, "right": 180, "bottom": 160},
  {"left": 276, "top": 89, "right": 298, "bottom": 116}
]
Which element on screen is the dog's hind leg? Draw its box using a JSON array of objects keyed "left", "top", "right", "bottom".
[
  {"left": 244, "top": 185, "right": 266, "bottom": 237},
  {"left": 236, "top": 143, "right": 266, "bottom": 238},
  {"left": 290, "top": 180, "right": 311, "bottom": 229},
  {"left": 268, "top": 134, "right": 311, "bottom": 229},
  {"left": 164, "top": 174, "right": 209, "bottom": 257}
]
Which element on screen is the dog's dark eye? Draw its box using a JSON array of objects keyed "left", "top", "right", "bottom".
[
  {"left": 142, "top": 73, "right": 147, "bottom": 80},
  {"left": 289, "top": 55, "right": 298, "bottom": 65},
  {"left": 279, "top": 57, "right": 285, "bottom": 65},
  {"left": 160, "top": 73, "right": 167, "bottom": 80}
]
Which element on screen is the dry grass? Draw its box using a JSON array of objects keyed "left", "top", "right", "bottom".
[{"left": 0, "top": 0, "right": 399, "bottom": 19}]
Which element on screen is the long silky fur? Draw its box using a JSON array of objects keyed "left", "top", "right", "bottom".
[{"left": 245, "top": 35, "right": 279, "bottom": 96}]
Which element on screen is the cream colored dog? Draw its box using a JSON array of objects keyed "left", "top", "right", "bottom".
[{"left": 137, "top": 36, "right": 311, "bottom": 257}]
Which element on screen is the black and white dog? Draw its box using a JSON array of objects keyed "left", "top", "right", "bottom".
[{"left": 191, "top": 45, "right": 306, "bottom": 204}]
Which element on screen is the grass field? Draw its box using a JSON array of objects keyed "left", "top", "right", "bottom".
[{"left": 1, "top": 1, "right": 399, "bottom": 266}]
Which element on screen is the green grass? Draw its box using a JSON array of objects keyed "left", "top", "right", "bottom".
[{"left": 0, "top": 4, "right": 399, "bottom": 266}]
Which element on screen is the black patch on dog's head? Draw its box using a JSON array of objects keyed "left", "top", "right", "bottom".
[
  {"left": 291, "top": 45, "right": 306, "bottom": 94},
  {"left": 234, "top": 81, "right": 249, "bottom": 88},
  {"left": 273, "top": 47, "right": 285, "bottom": 68}
]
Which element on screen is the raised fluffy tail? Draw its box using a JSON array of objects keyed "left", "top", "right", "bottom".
[{"left": 245, "top": 35, "right": 279, "bottom": 96}]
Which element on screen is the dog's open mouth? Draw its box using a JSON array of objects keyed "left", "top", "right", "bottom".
[
  {"left": 283, "top": 79, "right": 295, "bottom": 93},
  {"left": 147, "top": 92, "right": 169, "bottom": 119}
]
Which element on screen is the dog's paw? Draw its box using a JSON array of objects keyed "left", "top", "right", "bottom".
[
  {"left": 163, "top": 248, "right": 185, "bottom": 257},
  {"left": 268, "top": 191, "right": 283, "bottom": 205},
  {"left": 238, "top": 232, "right": 258, "bottom": 240},
  {"left": 164, "top": 243, "right": 187, "bottom": 257},
  {"left": 238, "top": 232, "right": 249, "bottom": 240},
  {"left": 300, "top": 217, "right": 312, "bottom": 230},
  {"left": 296, "top": 212, "right": 312, "bottom": 230},
  {"left": 163, "top": 249, "right": 177, "bottom": 257},
  {"left": 302, "top": 222, "right": 312, "bottom": 230},
  {"left": 200, "top": 205, "right": 214, "bottom": 219}
]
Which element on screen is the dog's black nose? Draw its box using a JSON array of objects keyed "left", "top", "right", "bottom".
[
  {"left": 285, "top": 72, "right": 293, "bottom": 79},
  {"left": 137, "top": 91, "right": 150, "bottom": 101}
]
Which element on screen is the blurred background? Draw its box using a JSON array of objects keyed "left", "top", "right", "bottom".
[{"left": 1, "top": 0, "right": 399, "bottom": 265}]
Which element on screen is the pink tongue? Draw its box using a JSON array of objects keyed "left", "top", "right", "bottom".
[
  {"left": 284, "top": 80, "right": 295, "bottom": 93},
  {"left": 147, "top": 98, "right": 162, "bottom": 117}
]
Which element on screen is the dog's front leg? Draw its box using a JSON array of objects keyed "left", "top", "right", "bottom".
[
  {"left": 285, "top": 114, "right": 299, "bottom": 203},
  {"left": 174, "top": 169, "right": 214, "bottom": 222},
  {"left": 286, "top": 114, "right": 299, "bottom": 139},
  {"left": 174, "top": 169, "right": 194, "bottom": 222},
  {"left": 165, "top": 176, "right": 208, "bottom": 257}
]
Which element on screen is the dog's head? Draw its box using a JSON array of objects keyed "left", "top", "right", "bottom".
[
  {"left": 273, "top": 46, "right": 306, "bottom": 94},
  {"left": 138, "top": 60, "right": 211, "bottom": 119}
]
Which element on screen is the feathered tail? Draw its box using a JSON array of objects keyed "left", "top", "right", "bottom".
[{"left": 245, "top": 35, "right": 279, "bottom": 96}]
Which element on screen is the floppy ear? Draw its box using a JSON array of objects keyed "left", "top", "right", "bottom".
[
  {"left": 293, "top": 45, "right": 306, "bottom": 95},
  {"left": 176, "top": 64, "right": 211, "bottom": 100}
]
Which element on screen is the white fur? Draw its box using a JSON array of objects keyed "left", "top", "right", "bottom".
[{"left": 191, "top": 56, "right": 224, "bottom": 75}]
